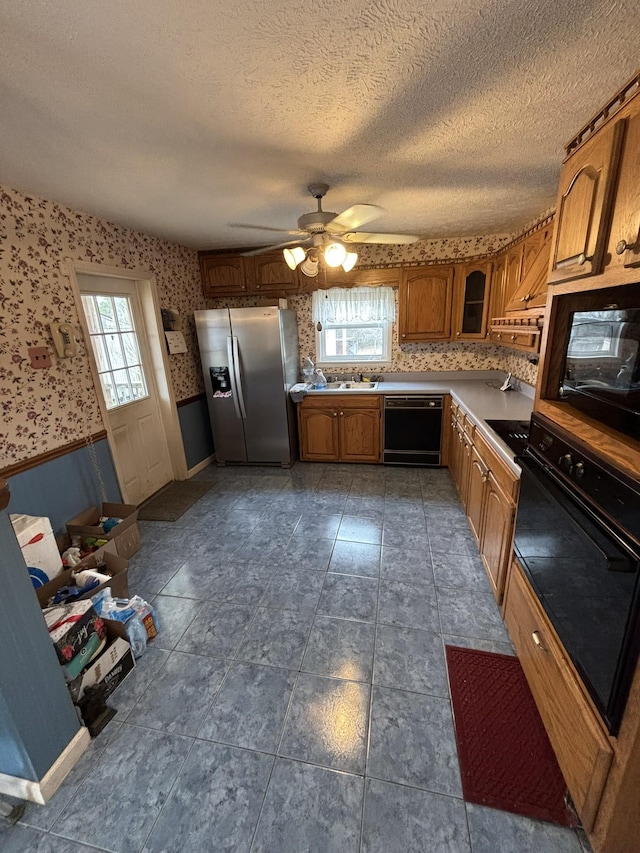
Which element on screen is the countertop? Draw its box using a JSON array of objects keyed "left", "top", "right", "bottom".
[{"left": 294, "top": 371, "right": 535, "bottom": 474}]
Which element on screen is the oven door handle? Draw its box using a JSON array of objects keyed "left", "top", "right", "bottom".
[{"left": 522, "top": 458, "right": 638, "bottom": 569}]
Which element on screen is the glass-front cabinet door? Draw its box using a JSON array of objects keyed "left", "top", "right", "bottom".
[{"left": 452, "top": 260, "right": 492, "bottom": 340}]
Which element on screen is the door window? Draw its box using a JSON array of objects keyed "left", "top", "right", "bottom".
[{"left": 82, "top": 293, "right": 149, "bottom": 409}]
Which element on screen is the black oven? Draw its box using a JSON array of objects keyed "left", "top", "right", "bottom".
[{"left": 513, "top": 415, "right": 640, "bottom": 734}]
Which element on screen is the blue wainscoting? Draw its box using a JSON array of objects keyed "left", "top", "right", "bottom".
[
  {"left": 178, "top": 395, "right": 214, "bottom": 470},
  {"left": 8, "top": 438, "right": 121, "bottom": 536},
  {"left": 0, "top": 506, "right": 81, "bottom": 780}
]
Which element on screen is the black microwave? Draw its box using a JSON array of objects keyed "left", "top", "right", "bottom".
[{"left": 560, "top": 305, "right": 640, "bottom": 441}]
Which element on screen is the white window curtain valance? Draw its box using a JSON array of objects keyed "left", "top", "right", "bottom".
[{"left": 312, "top": 286, "right": 396, "bottom": 325}]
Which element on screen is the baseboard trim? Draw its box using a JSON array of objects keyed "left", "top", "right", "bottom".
[
  {"left": 187, "top": 454, "right": 215, "bottom": 478},
  {"left": 0, "top": 726, "right": 91, "bottom": 804}
]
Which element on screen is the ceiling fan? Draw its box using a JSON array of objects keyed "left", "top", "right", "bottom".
[{"left": 229, "top": 184, "right": 421, "bottom": 276}]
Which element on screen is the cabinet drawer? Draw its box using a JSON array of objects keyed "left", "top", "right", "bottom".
[
  {"left": 490, "top": 328, "right": 539, "bottom": 350},
  {"left": 299, "top": 394, "right": 381, "bottom": 411},
  {"left": 504, "top": 562, "right": 613, "bottom": 830}
]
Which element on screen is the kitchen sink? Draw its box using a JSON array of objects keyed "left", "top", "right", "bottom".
[{"left": 308, "top": 381, "right": 379, "bottom": 391}]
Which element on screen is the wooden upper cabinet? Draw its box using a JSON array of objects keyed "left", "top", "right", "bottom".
[
  {"left": 398, "top": 265, "right": 454, "bottom": 342},
  {"left": 452, "top": 260, "right": 492, "bottom": 341},
  {"left": 503, "top": 242, "right": 524, "bottom": 309},
  {"left": 199, "top": 253, "right": 247, "bottom": 296},
  {"left": 504, "top": 225, "right": 553, "bottom": 312},
  {"left": 607, "top": 103, "right": 640, "bottom": 273},
  {"left": 489, "top": 252, "right": 508, "bottom": 321},
  {"left": 246, "top": 252, "right": 300, "bottom": 294},
  {"left": 549, "top": 119, "right": 626, "bottom": 284}
]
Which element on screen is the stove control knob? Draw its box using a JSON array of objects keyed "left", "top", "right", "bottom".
[
  {"left": 574, "top": 461, "right": 585, "bottom": 479},
  {"left": 559, "top": 453, "right": 574, "bottom": 473}
]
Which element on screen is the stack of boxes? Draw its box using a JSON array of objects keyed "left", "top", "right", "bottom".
[{"left": 11, "top": 501, "right": 143, "bottom": 736}]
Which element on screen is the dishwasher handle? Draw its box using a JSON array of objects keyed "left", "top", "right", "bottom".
[{"left": 384, "top": 396, "right": 443, "bottom": 410}]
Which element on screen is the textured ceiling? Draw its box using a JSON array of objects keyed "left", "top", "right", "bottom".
[{"left": 1, "top": 1, "right": 639, "bottom": 249}]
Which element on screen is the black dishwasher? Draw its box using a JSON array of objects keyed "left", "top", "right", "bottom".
[{"left": 383, "top": 396, "right": 443, "bottom": 466}]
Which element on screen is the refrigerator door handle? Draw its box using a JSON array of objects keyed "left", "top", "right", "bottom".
[
  {"left": 232, "top": 335, "right": 248, "bottom": 419},
  {"left": 226, "top": 335, "right": 243, "bottom": 420}
]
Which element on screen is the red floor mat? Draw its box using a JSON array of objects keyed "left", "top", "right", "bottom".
[{"left": 445, "top": 645, "right": 576, "bottom": 827}]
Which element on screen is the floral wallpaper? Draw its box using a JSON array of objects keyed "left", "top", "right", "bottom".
[
  {"left": 0, "top": 184, "right": 205, "bottom": 467},
  {"left": 1, "top": 183, "right": 540, "bottom": 469},
  {"left": 212, "top": 291, "right": 539, "bottom": 387},
  {"left": 355, "top": 234, "right": 511, "bottom": 267}
]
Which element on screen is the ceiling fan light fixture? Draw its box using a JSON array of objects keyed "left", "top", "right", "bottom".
[
  {"left": 324, "top": 241, "right": 347, "bottom": 268},
  {"left": 300, "top": 254, "right": 319, "bottom": 277},
  {"left": 283, "top": 246, "right": 306, "bottom": 269},
  {"left": 342, "top": 251, "right": 358, "bottom": 272}
]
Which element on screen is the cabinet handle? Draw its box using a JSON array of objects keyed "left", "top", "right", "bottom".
[
  {"left": 256, "top": 284, "right": 261, "bottom": 289},
  {"left": 510, "top": 334, "right": 516, "bottom": 341},
  {"left": 340, "top": 411, "right": 344, "bottom": 416},
  {"left": 616, "top": 238, "right": 638, "bottom": 255},
  {"left": 556, "top": 253, "right": 592, "bottom": 269},
  {"left": 481, "top": 472, "right": 489, "bottom": 482},
  {"left": 532, "top": 630, "right": 545, "bottom": 650},
  {"left": 333, "top": 411, "right": 338, "bottom": 417},
  {"left": 401, "top": 333, "right": 406, "bottom": 339},
  {"left": 456, "top": 332, "right": 461, "bottom": 337}
]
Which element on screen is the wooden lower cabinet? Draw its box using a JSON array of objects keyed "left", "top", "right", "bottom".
[
  {"left": 298, "top": 395, "right": 381, "bottom": 463},
  {"left": 466, "top": 444, "right": 487, "bottom": 540},
  {"left": 479, "top": 471, "right": 515, "bottom": 600},
  {"left": 448, "top": 407, "right": 517, "bottom": 604},
  {"left": 504, "top": 561, "right": 613, "bottom": 831},
  {"left": 298, "top": 407, "right": 340, "bottom": 461}
]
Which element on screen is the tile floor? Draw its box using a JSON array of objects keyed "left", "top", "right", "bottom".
[{"left": 2, "top": 463, "right": 593, "bottom": 852}]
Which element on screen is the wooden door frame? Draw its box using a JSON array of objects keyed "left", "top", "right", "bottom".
[{"left": 64, "top": 259, "right": 187, "bottom": 500}]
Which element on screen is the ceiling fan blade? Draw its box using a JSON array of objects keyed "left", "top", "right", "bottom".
[
  {"left": 241, "top": 238, "right": 312, "bottom": 257},
  {"left": 325, "top": 204, "right": 385, "bottom": 233},
  {"left": 229, "top": 222, "right": 304, "bottom": 236},
  {"left": 341, "top": 232, "right": 421, "bottom": 244}
]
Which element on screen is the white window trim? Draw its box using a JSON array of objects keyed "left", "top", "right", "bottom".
[
  {"left": 315, "top": 321, "right": 393, "bottom": 365},
  {"left": 312, "top": 285, "right": 395, "bottom": 366}
]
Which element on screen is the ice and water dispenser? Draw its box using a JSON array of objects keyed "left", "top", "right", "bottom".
[{"left": 209, "top": 366, "right": 232, "bottom": 397}]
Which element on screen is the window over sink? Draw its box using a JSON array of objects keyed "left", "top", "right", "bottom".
[{"left": 312, "top": 286, "right": 395, "bottom": 364}]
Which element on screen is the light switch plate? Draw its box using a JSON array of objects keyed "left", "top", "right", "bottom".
[{"left": 29, "top": 346, "right": 51, "bottom": 368}]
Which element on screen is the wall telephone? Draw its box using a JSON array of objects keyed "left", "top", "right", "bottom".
[{"left": 50, "top": 323, "right": 78, "bottom": 358}]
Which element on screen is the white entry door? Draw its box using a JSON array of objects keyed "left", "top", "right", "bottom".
[{"left": 78, "top": 274, "right": 173, "bottom": 505}]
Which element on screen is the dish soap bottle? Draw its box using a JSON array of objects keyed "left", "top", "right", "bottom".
[{"left": 314, "top": 369, "right": 327, "bottom": 389}]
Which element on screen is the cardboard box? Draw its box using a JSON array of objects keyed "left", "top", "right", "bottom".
[
  {"left": 113, "top": 521, "right": 141, "bottom": 559},
  {"left": 36, "top": 551, "right": 130, "bottom": 609},
  {"left": 66, "top": 502, "right": 141, "bottom": 559},
  {"left": 43, "top": 600, "right": 106, "bottom": 667},
  {"left": 56, "top": 532, "right": 117, "bottom": 564},
  {"left": 69, "top": 618, "right": 135, "bottom": 702},
  {"left": 10, "top": 513, "right": 64, "bottom": 583}
]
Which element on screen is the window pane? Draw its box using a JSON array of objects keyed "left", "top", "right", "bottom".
[
  {"left": 128, "top": 365, "right": 148, "bottom": 400},
  {"left": 324, "top": 325, "right": 384, "bottom": 358},
  {"left": 92, "top": 335, "right": 111, "bottom": 372},
  {"left": 104, "top": 333, "right": 125, "bottom": 369},
  {"left": 96, "top": 296, "right": 117, "bottom": 332},
  {"left": 112, "top": 368, "right": 132, "bottom": 405},
  {"left": 100, "top": 373, "right": 118, "bottom": 410},
  {"left": 121, "top": 333, "right": 141, "bottom": 367},
  {"left": 82, "top": 295, "right": 101, "bottom": 334},
  {"left": 114, "top": 296, "right": 134, "bottom": 331}
]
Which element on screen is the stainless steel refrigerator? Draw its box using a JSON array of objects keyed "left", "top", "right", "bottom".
[{"left": 194, "top": 307, "right": 299, "bottom": 465}]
